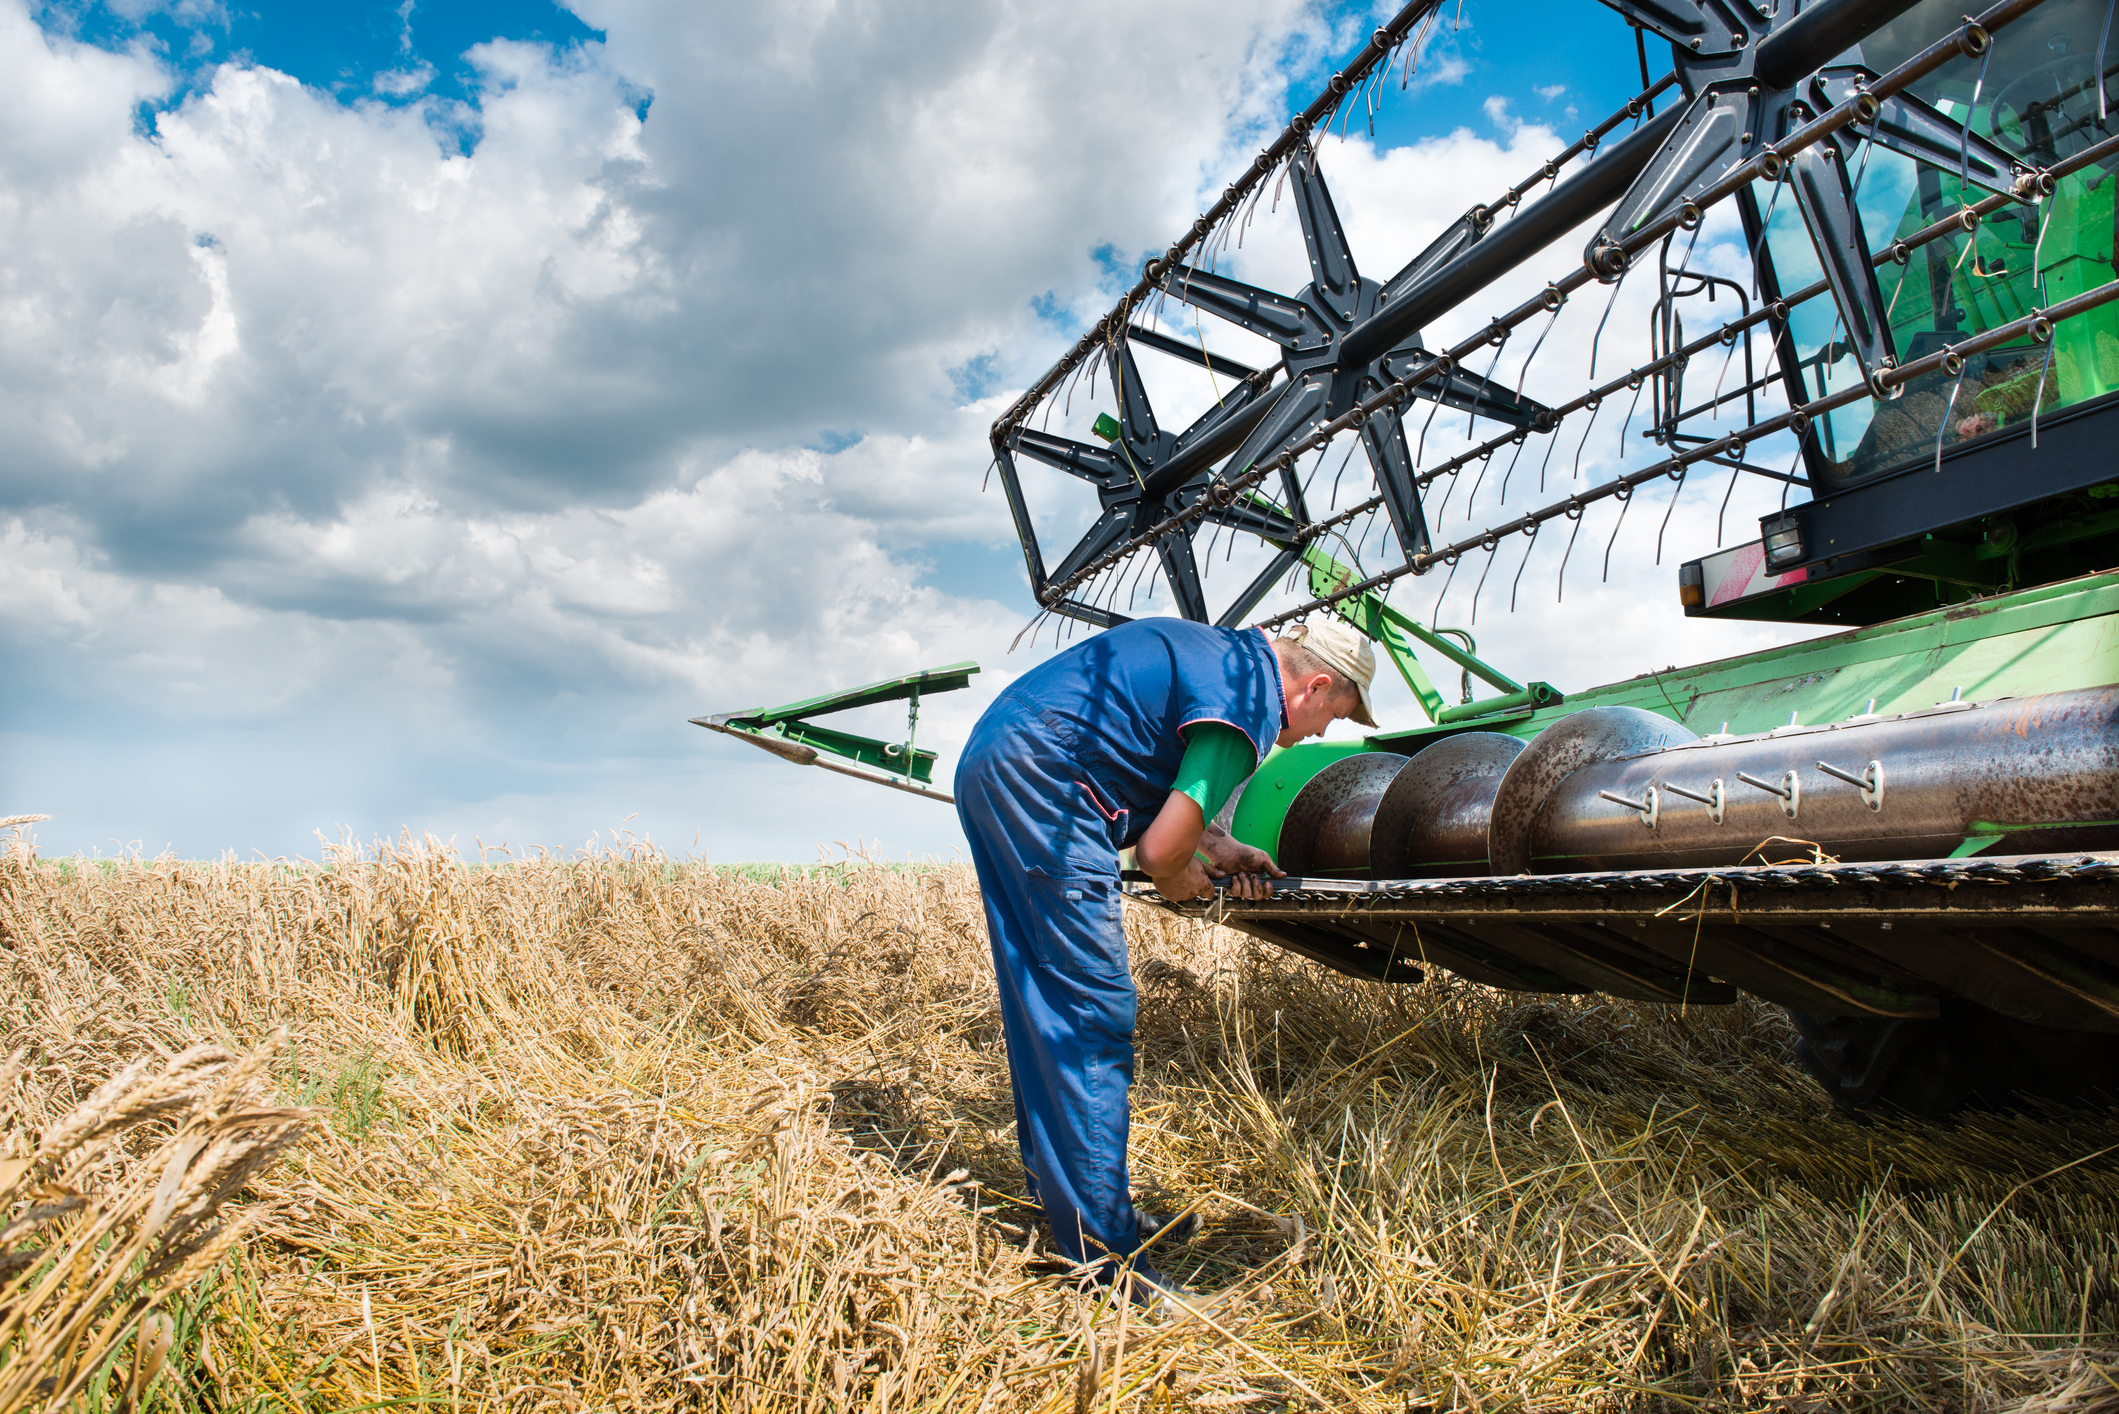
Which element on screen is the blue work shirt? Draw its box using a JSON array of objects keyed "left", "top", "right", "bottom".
[{"left": 983, "top": 619, "right": 1283, "bottom": 849}]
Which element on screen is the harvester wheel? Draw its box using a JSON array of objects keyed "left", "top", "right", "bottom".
[{"left": 1789, "top": 1002, "right": 2119, "bottom": 1119}]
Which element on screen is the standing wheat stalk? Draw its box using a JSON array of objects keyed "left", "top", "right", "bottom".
[
  {"left": 0, "top": 819, "right": 45, "bottom": 867},
  {"left": 0, "top": 1033, "right": 309, "bottom": 1411}
]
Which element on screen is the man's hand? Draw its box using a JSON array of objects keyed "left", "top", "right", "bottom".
[
  {"left": 1194, "top": 823, "right": 1284, "bottom": 901},
  {"left": 1198, "top": 822, "right": 1279, "bottom": 876},
  {"left": 1146, "top": 857, "right": 1215, "bottom": 902},
  {"left": 1138, "top": 796, "right": 1284, "bottom": 902}
]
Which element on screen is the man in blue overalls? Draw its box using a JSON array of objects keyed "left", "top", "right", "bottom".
[{"left": 955, "top": 617, "right": 1378, "bottom": 1295}]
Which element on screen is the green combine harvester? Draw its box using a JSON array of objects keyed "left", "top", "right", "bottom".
[{"left": 703, "top": 0, "right": 2119, "bottom": 1117}]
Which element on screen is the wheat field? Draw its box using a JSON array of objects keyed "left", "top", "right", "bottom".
[{"left": 0, "top": 826, "right": 2115, "bottom": 1412}]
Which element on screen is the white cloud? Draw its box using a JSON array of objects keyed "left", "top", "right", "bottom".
[
  {"left": 0, "top": 0, "right": 1844, "bottom": 865},
  {"left": 0, "top": 0, "right": 1362, "bottom": 858},
  {"left": 371, "top": 63, "right": 434, "bottom": 99}
]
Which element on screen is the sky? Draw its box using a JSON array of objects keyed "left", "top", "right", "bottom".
[{"left": 1, "top": 0, "right": 1824, "bottom": 863}]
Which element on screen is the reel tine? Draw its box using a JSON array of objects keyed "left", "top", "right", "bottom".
[
  {"left": 1465, "top": 331, "right": 1510, "bottom": 441},
  {"left": 1429, "top": 551, "right": 1461, "bottom": 630},
  {"left": 1428, "top": 461, "right": 1462, "bottom": 522},
  {"left": 1616, "top": 375, "right": 1647, "bottom": 459},
  {"left": 1587, "top": 266, "right": 1628, "bottom": 385},
  {"left": 1531, "top": 421, "right": 1562, "bottom": 497},
  {"left": 1708, "top": 324, "right": 1747, "bottom": 421},
  {"left": 1126, "top": 539, "right": 1161, "bottom": 613},
  {"left": 1479, "top": 436, "right": 1527, "bottom": 521},
  {"left": 1413, "top": 388, "right": 1444, "bottom": 464},
  {"left": 1936, "top": 359, "right": 1969, "bottom": 474},
  {"left": 1556, "top": 498, "right": 1587, "bottom": 603},
  {"left": 1010, "top": 607, "right": 1053, "bottom": 653},
  {"left": 1570, "top": 399, "right": 1603, "bottom": 484},
  {"left": 1512, "top": 305, "right": 1561, "bottom": 406},
  {"left": 1091, "top": 560, "right": 1124, "bottom": 617},
  {"left": 1602, "top": 481, "right": 1635, "bottom": 583},
  {"left": 1508, "top": 521, "right": 1540, "bottom": 612},
  {"left": 1204, "top": 514, "right": 1227, "bottom": 571},
  {"left": 1326, "top": 438, "right": 1359, "bottom": 512},
  {"left": 1655, "top": 466, "right": 1687, "bottom": 565},
  {"left": 1468, "top": 540, "right": 1498, "bottom": 626}
]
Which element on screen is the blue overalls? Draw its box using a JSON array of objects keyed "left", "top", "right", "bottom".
[{"left": 955, "top": 620, "right": 1281, "bottom": 1284}]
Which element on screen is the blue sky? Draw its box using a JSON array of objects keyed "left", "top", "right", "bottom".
[
  {"left": 36, "top": 0, "right": 1656, "bottom": 174},
  {"left": 1, "top": 0, "right": 1809, "bottom": 862},
  {"left": 42, "top": 0, "right": 604, "bottom": 114}
]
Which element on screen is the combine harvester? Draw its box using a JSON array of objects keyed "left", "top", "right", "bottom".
[{"left": 710, "top": 0, "right": 2119, "bottom": 1117}]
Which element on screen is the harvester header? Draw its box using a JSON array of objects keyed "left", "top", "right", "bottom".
[{"left": 695, "top": 0, "right": 2119, "bottom": 1115}]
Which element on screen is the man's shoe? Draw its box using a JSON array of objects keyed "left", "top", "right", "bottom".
[{"left": 1135, "top": 1210, "right": 1201, "bottom": 1249}]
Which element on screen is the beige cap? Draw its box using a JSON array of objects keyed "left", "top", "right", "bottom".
[{"left": 1283, "top": 617, "right": 1378, "bottom": 728}]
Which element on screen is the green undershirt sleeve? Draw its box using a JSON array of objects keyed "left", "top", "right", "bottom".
[{"left": 1172, "top": 723, "right": 1257, "bottom": 826}]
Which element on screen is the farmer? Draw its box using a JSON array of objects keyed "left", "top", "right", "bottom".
[{"left": 954, "top": 616, "right": 1377, "bottom": 1294}]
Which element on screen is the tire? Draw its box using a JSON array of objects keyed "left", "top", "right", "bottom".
[{"left": 1789, "top": 1000, "right": 2119, "bottom": 1119}]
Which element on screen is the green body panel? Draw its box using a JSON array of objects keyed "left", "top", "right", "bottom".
[
  {"left": 769, "top": 720, "right": 942, "bottom": 783},
  {"left": 1228, "top": 740, "right": 1372, "bottom": 858},
  {"left": 1230, "top": 570, "right": 2119, "bottom": 863},
  {"left": 726, "top": 661, "right": 979, "bottom": 725},
  {"left": 695, "top": 660, "right": 979, "bottom": 789},
  {"left": 1483, "top": 568, "right": 2119, "bottom": 740}
]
